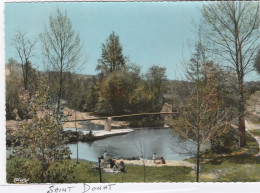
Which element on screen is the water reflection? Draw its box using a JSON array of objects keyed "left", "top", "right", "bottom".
[{"left": 68, "top": 128, "right": 195, "bottom": 162}]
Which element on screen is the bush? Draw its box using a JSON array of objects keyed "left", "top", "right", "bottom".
[
  {"left": 6, "top": 158, "right": 42, "bottom": 183},
  {"left": 46, "top": 160, "right": 77, "bottom": 183}
]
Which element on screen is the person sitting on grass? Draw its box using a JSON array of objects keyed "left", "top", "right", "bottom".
[
  {"left": 109, "top": 159, "right": 116, "bottom": 169},
  {"left": 119, "top": 161, "right": 125, "bottom": 172},
  {"left": 161, "top": 157, "right": 166, "bottom": 164},
  {"left": 113, "top": 164, "right": 118, "bottom": 171}
]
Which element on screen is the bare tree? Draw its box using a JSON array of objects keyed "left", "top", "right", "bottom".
[
  {"left": 131, "top": 132, "right": 151, "bottom": 182},
  {"left": 40, "top": 8, "right": 82, "bottom": 114},
  {"left": 173, "top": 37, "right": 230, "bottom": 182},
  {"left": 11, "top": 30, "right": 37, "bottom": 90},
  {"left": 201, "top": 1, "right": 259, "bottom": 147}
]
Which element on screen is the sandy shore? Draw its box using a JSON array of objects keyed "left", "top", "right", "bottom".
[{"left": 114, "top": 159, "right": 195, "bottom": 168}]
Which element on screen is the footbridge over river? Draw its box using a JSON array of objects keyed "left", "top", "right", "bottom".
[{"left": 64, "top": 110, "right": 176, "bottom": 131}]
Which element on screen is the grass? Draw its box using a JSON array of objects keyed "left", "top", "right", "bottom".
[
  {"left": 250, "top": 129, "right": 260, "bottom": 137},
  {"left": 6, "top": 158, "right": 194, "bottom": 183},
  {"left": 71, "top": 162, "right": 193, "bottom": 183},
  {"left": 198, "top": 133, "right": 260, "bottom": 182},
  {"left": 183, "top": 133, "right": 260, "bottom": 182}
]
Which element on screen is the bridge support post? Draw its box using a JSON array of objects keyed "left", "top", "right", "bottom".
[{"left": 104, "top": 117, "right": 112, "bottom": 131}]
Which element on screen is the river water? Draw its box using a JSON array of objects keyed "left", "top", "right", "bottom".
[
  {"left": 67, "top": 127, "right": 195, "bottom": 162},
  {"left": 6, "top": 126, "right": 195, "bottom": 162}
]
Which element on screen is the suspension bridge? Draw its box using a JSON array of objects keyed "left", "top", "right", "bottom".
[{"left": 64, "top": 111, "right": 176, "bottom": 131}]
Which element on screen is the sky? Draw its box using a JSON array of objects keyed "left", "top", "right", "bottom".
[{"left": 4, "top": 1, "right": 260, "bottom": 81}]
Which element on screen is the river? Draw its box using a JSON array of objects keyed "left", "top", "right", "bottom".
[{"left": 67, "top": 127, "right": 195, "bottom": 162}]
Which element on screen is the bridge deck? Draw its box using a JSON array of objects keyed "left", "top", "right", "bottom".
[{"left": 63, "top": 112, "right": 176, "bottom": 122}]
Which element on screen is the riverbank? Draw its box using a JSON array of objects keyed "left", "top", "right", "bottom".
[
  {"left": 113, "top": 159, "right": 195, "bottom": 168},
  {"left": 63, "top": 128, "right": 134, "bottom": 143},
  {"left": 6, "top": 107, "right": 130, "bottom": 131},
  {"left": 63, "top": 107, "right": 129, "bottom": 129}
]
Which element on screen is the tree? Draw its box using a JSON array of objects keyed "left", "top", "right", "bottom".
[
  {"left": 6, "top": 58, "right": 23, "bottom": 119},
  {"left": 11, "top": 30, "right": 37, "bottom": 90},
  {"left": 131, "top": 130, "right": 151, "bottom": 182},
  {"left": 96, "top": 31, "right": 127, "bottom": 76},
  {"left": 97, "top": 71, "right": 134, "bottom": 115},
  {"left": 12, "top": 83, "right": 70, "bottom": 182},
  {"left": 256, "top": 50, "right": 260, "bottom": 73},
  {"left": 40, "top": 8, "right": 82, "bottom": 114},
  {"left": 202, "top": 1, "right": 259, "bottom": 147},
  {"left": 144, "top": 65, "right": 167, "bottom": 112},
  {"left": 173, "top": 39, "right": 230, "bottom": 182},
  {"left": 84, "top": 78, "right": 99, "bottom": 112}
]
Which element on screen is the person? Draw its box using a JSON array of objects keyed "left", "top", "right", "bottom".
[
  {"left": 109, "top": 159, "right": 115, "bottom": 168},
  {"left": 161, "top": 157, "right": 166, "bottom": 164},
  {"left": 119, "top": 161, "right": 125, "bottom": 172},
  {"left": 103, "top": 151, "right": 110, "bottom": 163},
  {"left": 103, "top": 151, "right": 108, "bottom": 159},
  {"left": 153, "top": 153, "right": 157, "bottom": 163},
  {"left": 112, "top": 164, "right": 118, "bottom": 171}
]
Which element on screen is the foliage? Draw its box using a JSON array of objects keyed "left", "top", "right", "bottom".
[
  {"left": 244, "top": 81, "right": 260, "bottom": 95},
  {"left": 6, "top": 59, "right": 23, "bottom": 120},
  {"left": 202, "top": 1, "right": 260, "bottom": 147},
  {"left": 6, "top": 158, "right": 42, "bottom": 183},
  {"left": 96, "top": 31, "right": 127, "bottom": 76},
  {"left": 40, "top": 8, "right": 82, "bottom": 113},
  {"left": 165, "top": 80, "right": 193, "bottom": 113},
  {"left": 84, "top": 78, "right": 99, "bottom": 112},
  {"left": 173, "top": 38, "right": 230, "bottom": 182},
  {"left": 47, "top": 160, "right": 77, "bottom": 183},
  {"left": 144, "top": 65, "right": 167, "bottom": 112},
  {"left": 11, "top": 83, "right": 71, "bottom": 182},
  {"left": 94, "top": 64, "right": 167, "bottom": 117},
  {"left": 96, "top": 71, "right": 133, "bottom": 115},
  {"left": 210, "top": 125, "right": 239, "bottom": 153},
  {"left": 6, "top": 58, "right": 42, "bottom": 120},
  {"left": 62, "top": 72, "right": 91, "bottom": 111}
]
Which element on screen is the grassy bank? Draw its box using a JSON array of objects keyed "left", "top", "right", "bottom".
[
  {"left": 194, "top": 133, "right": 260, "bottom": 182},
  {"left": 250, "top": 129, "right": 260, "bottom": 137},
  {"left": 6, "top": 159, "right": 193, "bottom": 183}
]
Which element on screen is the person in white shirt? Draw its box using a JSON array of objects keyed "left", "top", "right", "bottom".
[{"left": 153, "top": 153, "right": 157, "bottom": 163}]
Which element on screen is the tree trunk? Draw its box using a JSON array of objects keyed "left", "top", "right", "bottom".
[
  {"left": 196, "top": 142, "right": 200, "bottom": 182},
  {"left": 143, "top": 163, "right": 146, "bottom": 182},
  {"left": 57, "top": 68, "right": 63, "bottom": 115},
  {"left": 238, "top": 75, "right": 246, "bottom": 147}
]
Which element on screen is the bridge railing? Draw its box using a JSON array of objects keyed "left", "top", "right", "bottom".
[{"left": 63, "top": 112, "right": 177, "bottom": 122}]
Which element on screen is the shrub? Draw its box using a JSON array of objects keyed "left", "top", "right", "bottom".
[
  {"left": 6, "top": 158, "right": 42, "bottom": 183},
  {"left": 46, "top": 160, "right": 77, "bottom": 183}
]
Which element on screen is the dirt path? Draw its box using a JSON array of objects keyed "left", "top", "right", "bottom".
[{"left": 245, "top": 120, "right": 260, "bottom": 156}]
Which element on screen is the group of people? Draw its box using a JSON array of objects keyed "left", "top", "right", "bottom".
[
  {"left": 97, "top": 151, "right": 166, "bottom": 173},
  {"left": 152, "top": 153, "right": 166, "bottom": 164},
  {"left": 101, "top": 151, "right": 125, "bottom": 173}
]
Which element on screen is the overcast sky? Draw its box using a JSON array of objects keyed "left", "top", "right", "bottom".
[{"left": 4, "top": 1, "right": 260, "bottom": 81}]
